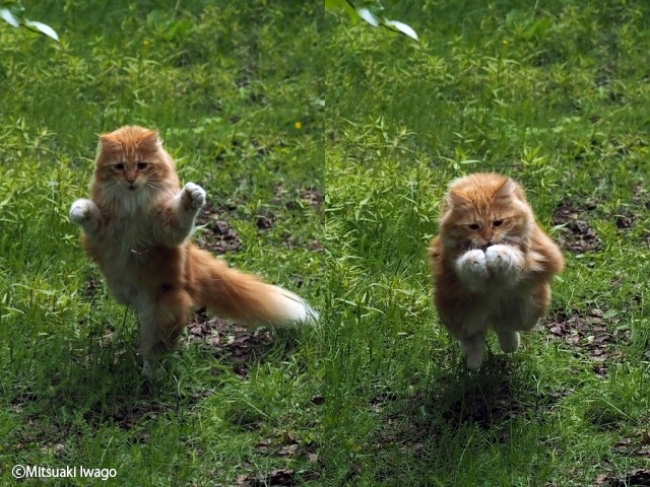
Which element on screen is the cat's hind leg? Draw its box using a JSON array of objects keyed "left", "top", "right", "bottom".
[
  {"left": 460, "top": 330, "right": 486, "bottom": 371},
  {"left": 496, "top": 330, "right": 520, "bottom": 353},
  {"left": 492, "top": 283, "right": 550, "bottom": 353},
  {"left": 138, "top": 289, "right": 193, "bottom": 378}
]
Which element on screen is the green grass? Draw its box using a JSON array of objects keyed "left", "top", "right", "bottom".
[
  {"left": 0, "top": 1, "right": 323, "bottom": 486},
  {"left": 324, "top": 1, "right": 649, "bottom": 486},
  {"left": 2, "top": 1, "right": 650, "bottom": 486}
]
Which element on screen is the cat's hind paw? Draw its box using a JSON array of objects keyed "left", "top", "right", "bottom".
[
  {"left": 181, "top": 182, "right": 206, "bottom": 211},
  {"left": 466, "top": 351, "right": 484, "bottom": 371},
  {"left": 497, "top": 331, "right": 520, "bottom": 353},
  {"left": 141, "top": 358, "right": 165, "bottom": 380}
]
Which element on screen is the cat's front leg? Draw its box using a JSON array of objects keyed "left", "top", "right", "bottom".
[
  {"left": 159, "top": 182, "right": 206, "bottom": 246},
  {"left": 485, "top": 244, "right": 524, "bottom": 283},
  {"left": 69, "top": 199, "right": 101, "bottom": 236},
  {"left": 455, "top": 249, "right": 490, "bottom": 292}
]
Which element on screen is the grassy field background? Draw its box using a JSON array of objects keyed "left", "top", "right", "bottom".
[
  {"left": 2, "top": 0, "right": 650, "bottom": 486},
  {"left": 0, "top": 1, "right": 323, "bottom": 485},
  {"left": 325, "top": 1, "right": 649, "bottom": 486}
]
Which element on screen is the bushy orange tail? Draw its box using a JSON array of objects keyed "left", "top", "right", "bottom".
[{"left": 188, "top": 245, "right": 318, "bottom": 327}]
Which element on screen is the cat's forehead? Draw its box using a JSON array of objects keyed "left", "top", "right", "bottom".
[
  {"left": 98, "top": 125, "right": 161, "bottom": 162},
  {"left": 449, "top": 175, "right": 509, "bottom": 195},
  {"left": 457, "top": 199, "right": 506, "bottom": 217}
]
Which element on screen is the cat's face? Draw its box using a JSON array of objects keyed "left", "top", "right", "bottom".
[
  {"left": 440, "top": 173, "right": 533, "bottom": 251},
  {"left": 94, "top": 126, "right": 174, "bottom": 196}
]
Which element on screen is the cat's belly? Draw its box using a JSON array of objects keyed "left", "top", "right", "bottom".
[{"left": 93, "top": 241, "right": 187, "bottom": 302}]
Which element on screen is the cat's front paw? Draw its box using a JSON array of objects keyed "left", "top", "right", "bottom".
[
  {"left": 70, "top": 199, "right": 99, "bottom": 227},
  {"left": 181, "top": 183, "right": 206, "bottom": 211},
  {"left": 485, "top": 244, "right": 523, "bottom": 280},
  {"left": 456, "top": 249, "right": 489, "bottom": 282}
]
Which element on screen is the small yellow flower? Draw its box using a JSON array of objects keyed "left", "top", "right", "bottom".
[{"left": 294, "top": 121, "right": 302, "bottom": 130}]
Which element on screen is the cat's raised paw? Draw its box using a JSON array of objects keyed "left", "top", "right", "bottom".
[
  {"left": 456, "top": 249, "right": 489, "bottom": 281},
  {"left": 70, "top": 199, "right": 99, "bottom": 226},
  {"left": 181, "top": 183, "right": 206, "bottom": 210},
  {"left": 486, "top": 244, "right": 522, "bottom": 278}
]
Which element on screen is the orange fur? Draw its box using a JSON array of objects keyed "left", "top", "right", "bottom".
[
  {"left": 70, "top": 126, "right": 316, "bottom": 375},
  {"left": 428, "top": 173, "right": 564, "bottom": 369}
]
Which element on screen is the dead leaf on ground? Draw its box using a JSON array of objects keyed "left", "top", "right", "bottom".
[
  {"left": 552, "top": 199, "right": 601, "bottom": 252},
  {"left": 236, "top": 468, "right": 297, "bottom": 487},
  {"left": 256, "top": 211, "right": 277, "bottom": 230},
  {"left": 543, "top": 309, "right": 629, "bottom": 378},
  {"left": 598, "top": 469, "right": 650, "bottom": 487},
  {"left": 194, "top": 201, "right": 242, "bottom": 254},
  {"left": 297, "top": 189, "right": 323, "bottom": 207},
  {"left": 186, "top": 311, "right": 276, "bottom": 377}
]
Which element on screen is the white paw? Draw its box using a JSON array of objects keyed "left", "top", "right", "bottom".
[
  {"left": 69, "top": 199, "right": 98, "bottom": 225},
  {"left": 181, "top": 183, "right": 206, "bottom": 210},
  {"left": 456, "top": 249, "right": 489, "bottom": 281},
  {"left": 485, "top": 244, "right": 522, "bottom": 279},
  {"left": 466, "top": 350, "right": 484, "bottom": 371},
  {"left": 141, "top": 358, "right": 165, "bottom": 380}
]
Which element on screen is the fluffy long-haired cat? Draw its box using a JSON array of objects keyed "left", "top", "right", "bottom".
[
  {"left": 70, "top": 125, "right": 317, "bottom": 376},
  {"left": 428, "top": 173, "right": 564, "bottom": 370}
]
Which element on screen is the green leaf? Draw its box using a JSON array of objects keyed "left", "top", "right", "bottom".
[
  {"left": 382, "top": 18, "right": 419, "bottom": 41},
  {"left": 0, "top": 8, "right": 20, "bottom": 27},
  {"left": 603, "top": 309, "right": 619, "bottom": 319},
  {"left": 24, "top": 19, "right": 59, "bottom": 41}
]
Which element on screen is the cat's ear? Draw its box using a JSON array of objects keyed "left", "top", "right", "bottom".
[
  {"left": 138, "top": 130, "right": 161, "bottom": 150},
  {"left": 98, "top": 134, "right": 121, "bottom": 155},
  {"left": 447, "top": 189, "right": 470, "bottom": 208},
  {"left": 494, "top": 177, "right": 517, "bottom": 200}
]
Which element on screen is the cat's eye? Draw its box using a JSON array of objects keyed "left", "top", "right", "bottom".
[
  {"left": 114, "top": 163, "right": 125, "bottom": 171},
  {"left": 468, "top": 223, "right": 480, "bottom": 230},
  {"left": 137, "top": 162, "right": 148, "bottom": 170},
  {"left": 492, "top": 220, "right": 504, "bottom": 227}
]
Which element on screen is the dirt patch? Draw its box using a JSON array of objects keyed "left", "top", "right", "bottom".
[
  {"left": 194, "top": 201, "right": 242, "bottom": 254},
  {"left": 614, "top": 211, "right": 635, "bottom": 230},
  {"left": 83, "top": 401, "right": 164, "bottom": 431},
  {"left": 297, "top": 189, "right": 323, "bottom": 207},
  {"left": 613, "top": 435, "right": 650, "bottom": 458},
  {"left": 186, "top": 309, "right": 277, "bottom": 378},
  {"left": 596, "top": 469, "right": 650, "bottom": 487},
  {"left": 84, "top": 275, "right": 98, "bottom": 299},
  {"left": 552, "top": 199, "right": 602, "bottom": 253},
  {"left": 277, "top": 186, "right": 324, "bottom": 211},
  {"left": 256, "top": 210, "right": 277, "bottom": 230},
  {"left": 237, "top": 469, "right": 298, "bottom": 487},
  {"left": 543, "top": 309, "right": 629, "bottom": 378},
  {"left": 253, "top": 430, "right": 319, "bottom": 463}
]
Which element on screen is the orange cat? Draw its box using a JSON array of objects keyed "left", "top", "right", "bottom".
[
  {"left": 70, "top": 125, "right": 318, "bottom": 377},
  {"left": 428, "top": 173, "right": 564, "bottom": 370}
]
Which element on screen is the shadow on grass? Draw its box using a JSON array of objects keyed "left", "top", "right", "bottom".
[
  {"left": 332, "top": 353, "right": 566, "bottom": 486},
  {"left": 8, "top": 316, "right": 294, "bottom": 440}
]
